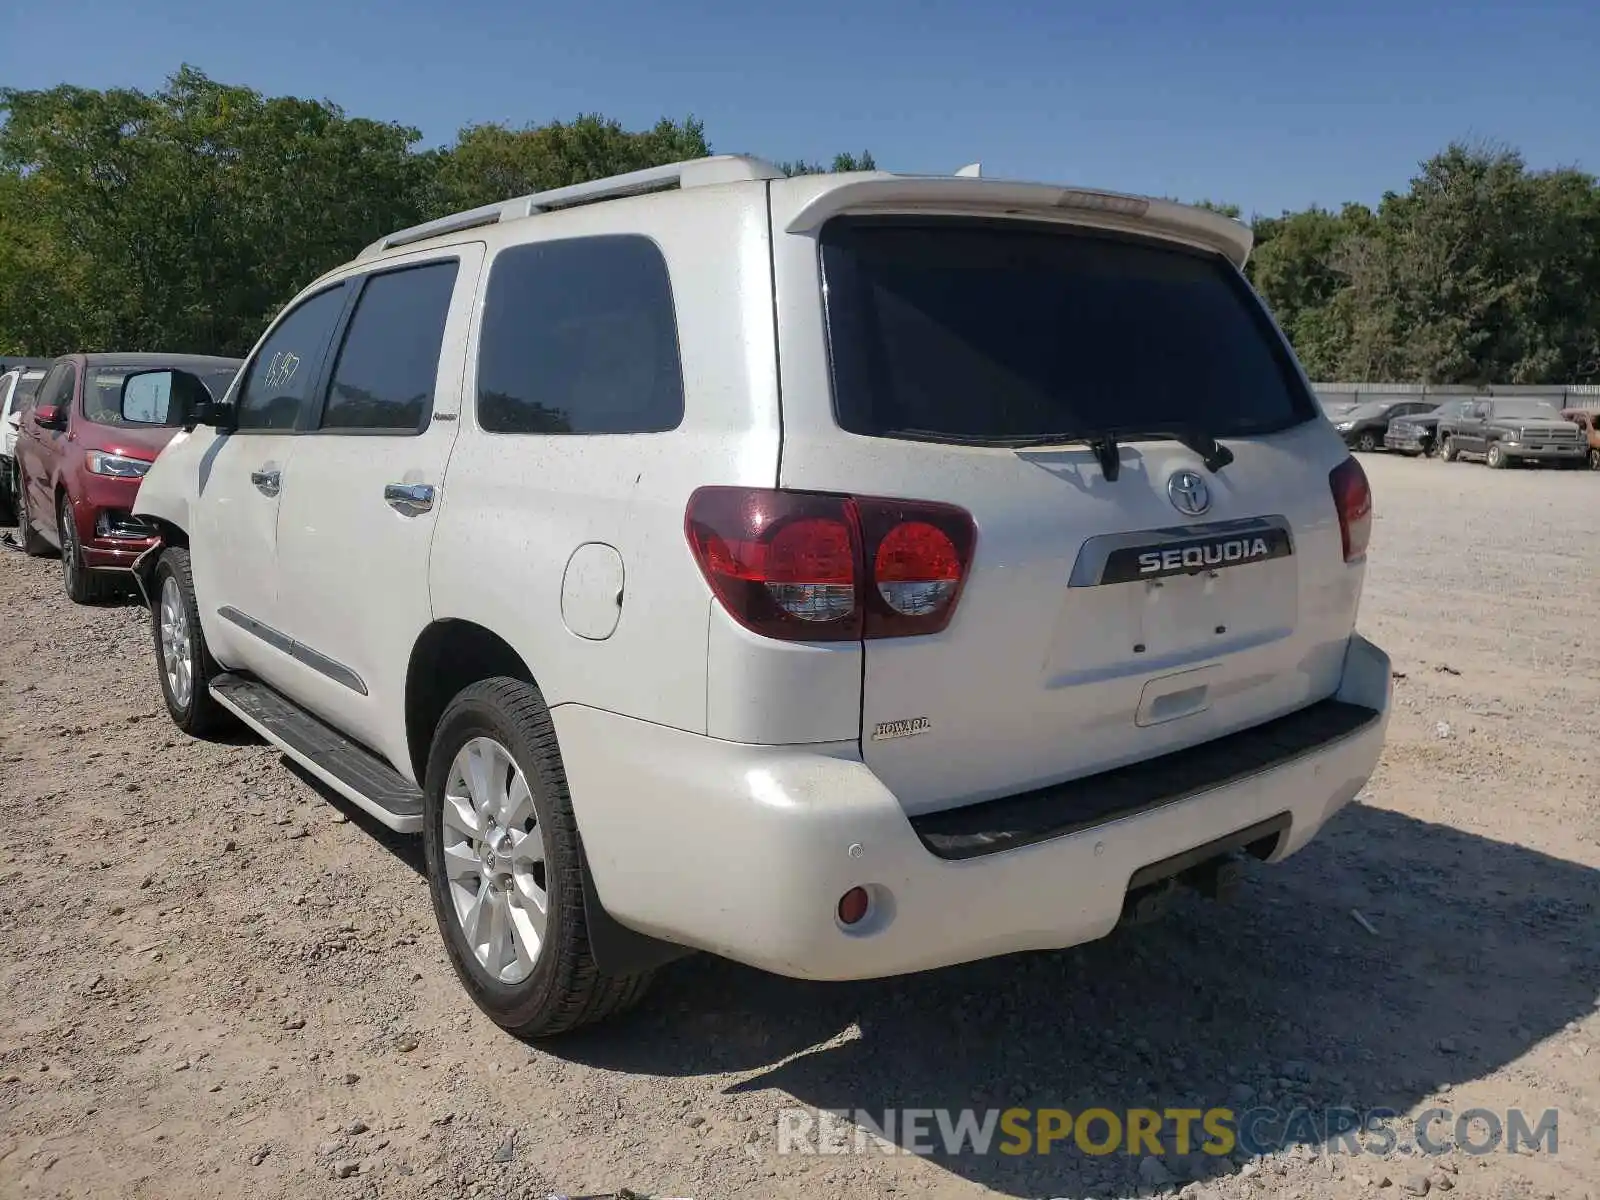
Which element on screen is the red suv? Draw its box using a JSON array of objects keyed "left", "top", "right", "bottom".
[{"left": 15, "top": 353, "right": 242, "bottom": 602}]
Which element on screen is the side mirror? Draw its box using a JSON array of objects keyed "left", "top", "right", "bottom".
[
  {"left": 34, "top": 404, "right": 66, "bottom": 430},
  {"left": 119, "top": 368, "right": 231, "bottom": 431}
]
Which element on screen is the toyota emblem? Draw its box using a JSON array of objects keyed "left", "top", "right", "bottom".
[{"left": 1167, "top": 470, "right": 1211, "bottom": 516}]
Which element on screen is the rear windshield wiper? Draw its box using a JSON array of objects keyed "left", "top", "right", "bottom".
[
  {"left": 1003, "top": 428, "right": 1235, "bottom": 482},
  {"left": 1109, "top": 428, "right": 1235, "bottom": 477}
]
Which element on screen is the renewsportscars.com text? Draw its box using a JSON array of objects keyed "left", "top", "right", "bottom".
[{"left": 774, "top": 1106, "right": 1559, "bottom": 1158}]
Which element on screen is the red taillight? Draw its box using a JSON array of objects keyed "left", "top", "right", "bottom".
[
  {"left": 685, "top": 487, "right": 976, "bottom": 642},
  {"left": 1329, "top": 457, "right": 1372, "bottom": 562}
]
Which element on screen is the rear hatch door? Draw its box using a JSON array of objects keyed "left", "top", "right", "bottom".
[{"left": 769, "top": 185, "right": 1364, "bottom": 814}]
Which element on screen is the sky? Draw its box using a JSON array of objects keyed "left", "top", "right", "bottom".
[{"left": 8, "top": 0, "right": 1599, "bottom": 218}]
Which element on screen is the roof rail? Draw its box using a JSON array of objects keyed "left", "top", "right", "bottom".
[{"left": 362, "top": 154, "right": 785, "bottom": 256}]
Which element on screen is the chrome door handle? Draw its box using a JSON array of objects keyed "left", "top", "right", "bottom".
[
  {"left": 384, "top": 482, "right": 435, "bottom": 516},
  {"left": 250, "top": 468, "right": 280, "bottom": 497}
]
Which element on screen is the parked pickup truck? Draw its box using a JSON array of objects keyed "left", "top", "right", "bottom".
[
  {"left": 1436, "top": 398, "right": 1588, "bottom": 469},
  {"left": 1383, "top": 398, "right": 1474, "bottom": 457}
]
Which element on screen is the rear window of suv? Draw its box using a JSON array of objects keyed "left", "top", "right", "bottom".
[{"left": 819, "top": 216, "right": 1316, "bottom": 444}]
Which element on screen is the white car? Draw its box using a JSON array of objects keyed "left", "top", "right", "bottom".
[
  {"left": 125, "top": 156, "right": 1391, "bottom": 1036},
  {"left": 1, "top": 366, "right": 46, "bottom": 523}
]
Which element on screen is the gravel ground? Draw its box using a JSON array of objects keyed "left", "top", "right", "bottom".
[{"left": 1, "top": 452, "right": 1597, "bottom": 1200}]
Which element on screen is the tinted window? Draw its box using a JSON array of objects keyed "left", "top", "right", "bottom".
[
  {"left": 821, "top": 217, "right": 1315, "bottom": 443},
  {"left": 321, "top": 261, "right": 459, "bottom": 432},
  {"left": 477, "top": 236, "right": 684, "bottom": 434},
  {"left": 236, "top": 285, "right": 347, "bottom": 431},
  {"left": 36, "top": 364, "right": 74, "bottom": 411}
]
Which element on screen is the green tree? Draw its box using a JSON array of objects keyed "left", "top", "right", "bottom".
[
  {"left": 775, "top": 151, "right": 878, "bottom": 176},
  {"left": 0, "top": 66, "right": 432, "bottom": 356},
  {"left": 433, "top": 113, "right": 710, "bottom": 213}
]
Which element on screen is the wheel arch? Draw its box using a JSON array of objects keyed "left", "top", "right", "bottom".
[
  {"left": 404, "top": 618, "right": 690, "bottom": 976},
  {"left": 129, "top": 519, "right": 189, "bottom": 608}
]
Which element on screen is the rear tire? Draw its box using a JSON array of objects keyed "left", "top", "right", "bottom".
[
  {"left": 59, "top": 493, "right": 115, "bottom": 603},
  {"left": 16, "top": 475, "right": 51, "bottom": 555},
  {"left": 422, "top": 677, "right": 653, "bottom": 1038},
  {"left": 151, "top": 547, "right": 228, "bottom": 736}
]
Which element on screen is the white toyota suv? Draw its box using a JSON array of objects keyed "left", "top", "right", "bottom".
[{"left": 123, "top": 156, "right": 1390, "bottom": 1037}]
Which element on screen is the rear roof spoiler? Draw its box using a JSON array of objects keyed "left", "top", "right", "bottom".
[{"left": 779, "top": 176, "right": 1253, "bottom": 267}]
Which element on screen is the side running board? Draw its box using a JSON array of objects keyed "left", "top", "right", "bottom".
[{"left": 209, "top": 673, "right": 423, "bottom": 833}]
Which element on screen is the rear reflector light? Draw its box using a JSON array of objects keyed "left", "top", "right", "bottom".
[
  {"left": 837, "top": 887, "right": 871, "bottom": 925},
  {"left": 685, "top": 487, "right": 976, "bottom": 642},
  {"left": 1329, "top": 457, "right": 1372, "bottom": 562}
]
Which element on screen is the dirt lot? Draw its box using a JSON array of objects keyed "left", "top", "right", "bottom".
[{"left": 1, "top": 452, "right": 1597, "bottom": 1200}]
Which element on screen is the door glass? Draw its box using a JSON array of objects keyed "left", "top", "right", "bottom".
[
  {"left": 235, "top": 285, "right": 348, "bottom": 431},
  {"left": 37, "top": 364, "right": 73, "bottom": 411},
  {"left": 320, "top": 261, "right": 458, "bottom": 432}
]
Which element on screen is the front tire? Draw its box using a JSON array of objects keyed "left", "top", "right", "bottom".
[
  {"left": 422, "top": 677, "right": 653, "bottom": 1038},
  {"left": 151, "top": 547, "right": 228, "bottom": 735},
  {"left": 1356, "top": 431, "right": 1378, "bottom": 452},
  {"left": 1487, "top": 443, "right": 1507, "bottom": 469},
  {"left": 59, "top": 493, "right": 114, "bottom": 603},
  {"left": 1590, "top": 447, "right": 1600, "bottom": 471},
  {"left": 1440, "top": 436, "right": 1459, "bottom": 462}
]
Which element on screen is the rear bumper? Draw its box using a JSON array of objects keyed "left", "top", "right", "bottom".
[{"left": 560, "top": 634, "right": 1392, "bottom": 980}]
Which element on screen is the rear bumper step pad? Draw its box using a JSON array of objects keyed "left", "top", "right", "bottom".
[{"left": 910, "top": 698, "right": 1379, "bottom": 860}]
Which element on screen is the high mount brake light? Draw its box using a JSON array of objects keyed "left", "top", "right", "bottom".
[
  {"left": 1329, "top": 457, "right": 1372, "bottom": 562},
  {"left": 684, "top": 487, "right": 977, "bottom": 642}
]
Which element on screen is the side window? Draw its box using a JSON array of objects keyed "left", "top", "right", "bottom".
[
  {"left": 477, "top": 235, "right": 684, "bottom": 434},
  {"left": 37, "top": 364, "right": 73, "bottom": 410},
  {"left": 319, "top": 261, "right": 459, "bottom": 433},
  {"left": 235, "top": 285, "right": 348, "bottom": 432}
]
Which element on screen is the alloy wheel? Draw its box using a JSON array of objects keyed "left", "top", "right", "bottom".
[
  {"left": 59, "top": 496, "right": 77, "bottom": 590},
  {"left": 440, "top": 736, "right": 548, "bottom": 984},
  {"left": 158, "top": 575, "right": 194, "bottom": 709}
]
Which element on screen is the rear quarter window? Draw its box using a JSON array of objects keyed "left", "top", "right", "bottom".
[
  {"left": 476, "top": 235, "right": 684, "bottom": 435},
  {"left": 820, "top": 216, "right": 1316, "bottom": 444}
]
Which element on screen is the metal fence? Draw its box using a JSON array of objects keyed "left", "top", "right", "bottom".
[{"left": 1312, "top": 382, "right": 1600, "bottom": 412}]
